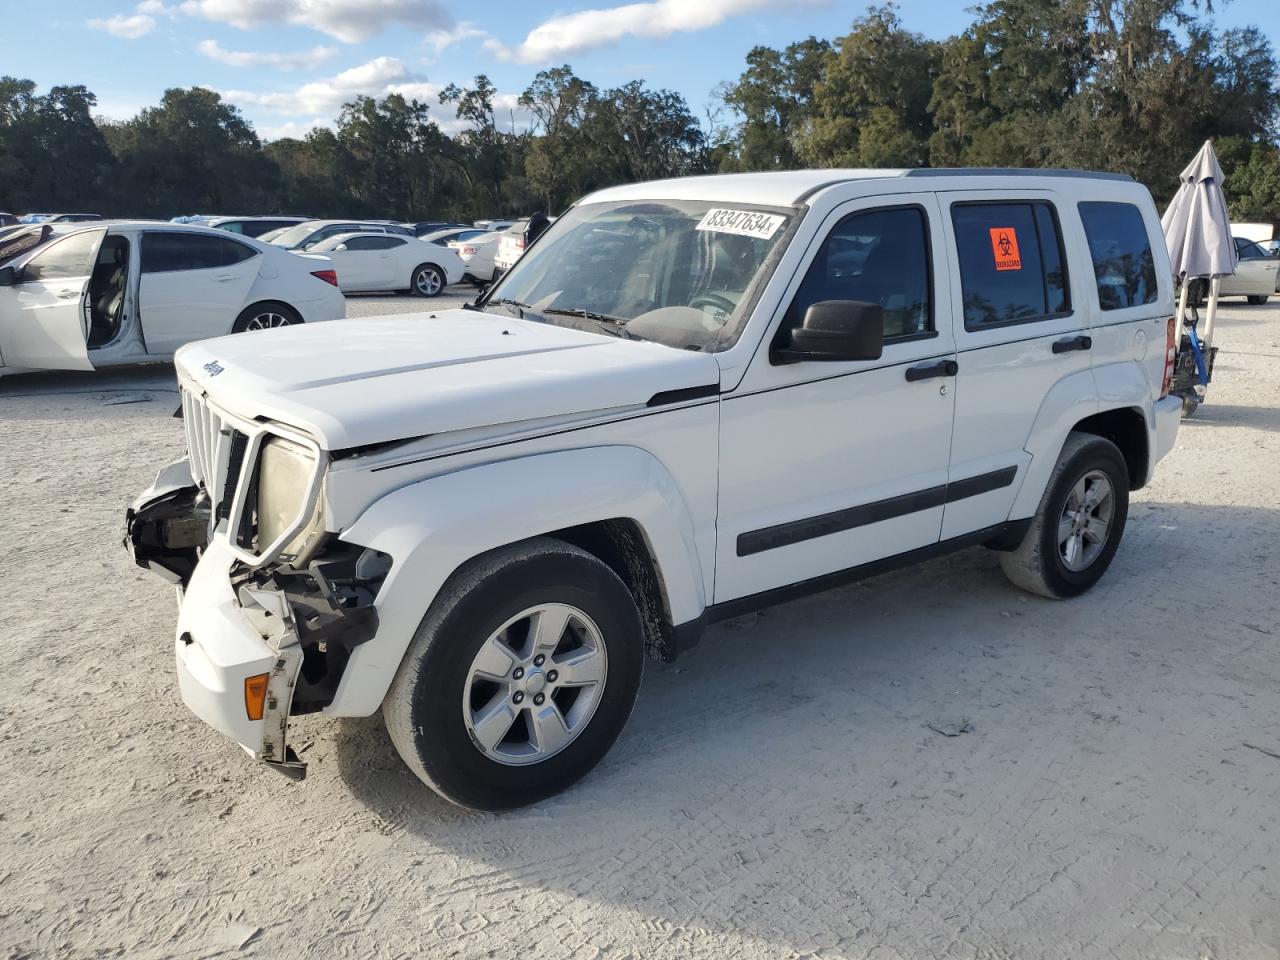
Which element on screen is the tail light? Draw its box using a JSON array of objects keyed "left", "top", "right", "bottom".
[
  {"left": 513, "top": 238, "right": 526, "bottom": 249},
  {"left": 311, "top": 269, "right": 338, "bottom": 286},
  {"left": 461, "top": 245, "right": 478, "bottom": 255},
  {"left": 1160, "top": 317, "right": 1176, "bottom": 398}
]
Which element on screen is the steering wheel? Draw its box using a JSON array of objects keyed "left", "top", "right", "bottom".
[{"left": 690, "top": 293, "right": 736, "bottom": 316}]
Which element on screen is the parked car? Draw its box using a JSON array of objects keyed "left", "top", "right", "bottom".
[
  {"left": 0, "top": 212, "right": 18, "bottom": 227},
  {"left": 473, "top": 219, "right": 515, "bottom": 231},
  {"left": 126, "top": 168, "right": 1182, "bottom": 810},
  {"left": 0, "top": 221, "right": 344, "bottom": 376},
  {"left": 422, "top": 227, "right": 489, "bottom": 247},
  {"left": 47, "top": 213, "right": 103, "bottom": 223},
  {"left": 404, "top": 220, "right": 472, "bottom": 237},
  {"left": 1223, "top": 236, "right": 1280, "bottom": 302},
  {"left": 307, "top": 231, "right": 464, "bottom": 296},
  {"left": 449, "top": 222, "right": 525, "bottom": 285},
  {"left": 19, "top": 213, "right": 51, "bottom": 223},
  {"left": 208, "top": 216, "right": 310, "bottom": 239},
  {"left": 493, "top": 217, "right": 555, "bottom": 278},
  {"left": 256, "top": 226, "right": 293, "bottom": 244},
  {"left": 269, "top": 219, "right": 414, "bottom": 251}
]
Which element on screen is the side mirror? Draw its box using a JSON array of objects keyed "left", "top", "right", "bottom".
[
  {"left": 0, "top": 265, "right": 16, "bottom": 286},
  {"left": 775, "top": 300, "right": 884, "bottom": 363},
  {"left": 334, "top": 244, "right": 348, "bottom": 251}
]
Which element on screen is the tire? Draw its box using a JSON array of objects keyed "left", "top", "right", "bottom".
[
  {"left": 1246, "top": 295, "right": 1269, "bottom": 306},
  {"left": 410, "top": 263, "right": 445, "bottom": 297},
  {"left": 383, "top": 537, "right": 645, "bottom": 810},
  {"left": 999, "top": 432, "right": 1130, "bottom": 599},
  {"left": 231, "top": 301, "right": 302, "bottom": 333},
  {"left": 1181, "top": 395, "right": 1200, "bottom": 417}
]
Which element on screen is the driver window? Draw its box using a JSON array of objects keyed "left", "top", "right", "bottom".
[
  {"left": 22, "top": 230, "right": 104, "bottom": 283},
  {"left": 778, "top": 207, "right": 933, "bottom": 348}
]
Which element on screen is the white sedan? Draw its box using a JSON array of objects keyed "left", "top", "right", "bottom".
[
  {"left": 0, "top": 221, "right": 345, "bottom": 376},
  {"left": 306, "top": 232, "right": 465, "bottom": 296},
  {"left": 448, "top": 223, "right": 529, "bottom": 286}
]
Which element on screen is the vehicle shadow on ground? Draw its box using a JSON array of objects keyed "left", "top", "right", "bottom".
[
  {"left": 1180, "top": 403, "right": 1280, "bottom": 432},
  {"left": 329, "top": 499, "right": 1280, "bottom": 953}
]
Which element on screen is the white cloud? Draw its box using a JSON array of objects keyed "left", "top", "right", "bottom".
[
  {"left": 423, "top": 22, "right": 486, "bottom": 55},
  {"left": 87, "top": 13, "right": 157, "bottom": 39},
  {"left": 179, "top": 0, "right": 451, "bottom": 43},
  {"left": 257, "top": 117, "right": 332, "bottom": 140},
  {"left": 198, "top": 39, "right": 337, "bottom": 69},
  {"left": 222, "top": 56, "right": 422, "bottom": 115},
  {"left": 136, "top": 0, "right": 178, "bottom": 15},
  {"left": 486, "top": 0, "right": 820, "bottom": 63}
]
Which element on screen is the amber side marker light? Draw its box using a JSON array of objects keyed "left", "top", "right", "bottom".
[{"left": 244, "top": 673, "right": 270, "bottom": 721}]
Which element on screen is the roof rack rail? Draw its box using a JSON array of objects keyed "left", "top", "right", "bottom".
[{"left": 903, "top": 167, "right": 1133, "bottom": 182}]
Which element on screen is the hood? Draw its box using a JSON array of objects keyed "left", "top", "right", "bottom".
[{"left": 175, "top": 310, "right": 721, "bottom": 450}]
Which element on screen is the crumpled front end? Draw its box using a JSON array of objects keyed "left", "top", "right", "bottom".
[{"left": 125, "top": 382, "right": 386, "bottom": 780}]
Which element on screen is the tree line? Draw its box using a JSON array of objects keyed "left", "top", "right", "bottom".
[{"left": 2, "top": 0, "right": 1279, "bottom": 223}]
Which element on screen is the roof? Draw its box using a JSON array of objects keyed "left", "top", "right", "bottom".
[{"left": 583, "top": 167, "right": 1135, "bottom": 208}]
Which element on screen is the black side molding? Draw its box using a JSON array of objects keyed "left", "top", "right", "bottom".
[
  {"left": 647, "top": 383, "right": 719, "bottom": 407},
  {"left": 736, "top": 465, "right": 1017, "bottom": 557}
]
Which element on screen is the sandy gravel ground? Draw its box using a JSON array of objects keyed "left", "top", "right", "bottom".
[{"left": 2, "top": 295, "right": 1279, "bottom": 960}]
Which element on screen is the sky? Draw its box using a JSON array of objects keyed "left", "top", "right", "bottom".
[{"left": 9, "top": 0, "right": 1280, "bottom": 141}]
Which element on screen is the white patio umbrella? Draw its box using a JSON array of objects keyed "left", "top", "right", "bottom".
[{"left": 1161, "top": 139, "right": 1237, "bottom": 351}]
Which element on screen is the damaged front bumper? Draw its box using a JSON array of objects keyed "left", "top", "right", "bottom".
[{"left": 127, "top": 458, "right": 381, "bottom": 781}]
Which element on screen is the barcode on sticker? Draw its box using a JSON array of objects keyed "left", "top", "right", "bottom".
[{"left": 696, "top": 209, "right": 785, "bottom": 240}]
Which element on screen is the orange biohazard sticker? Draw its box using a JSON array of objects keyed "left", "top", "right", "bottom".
[{"left": 989, "top": 227, "right": 1022, "bottom": 271}]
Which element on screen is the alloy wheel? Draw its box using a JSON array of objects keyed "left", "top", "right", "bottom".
[
  {"left": 1058, "top": 469, "right": 1115, "bottom": 572},
  {"left": 462, "top": 603, "right": 608, "bottom": 766},
  {"left": 244, "top": 311, "right": 293, "bottom": 331}
]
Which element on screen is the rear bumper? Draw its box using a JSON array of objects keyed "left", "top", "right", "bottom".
[
  {"left": 1153, "top": 395, "right": 1182, "bottom": 467},
  {"left": 295, "top": 289, "right": 347, "bottom": 324}
]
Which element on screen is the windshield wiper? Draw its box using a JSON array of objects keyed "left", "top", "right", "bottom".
[
  {"left": 479, "top": 297, "right": 533, "bottom": 319},
  {"left": 542, "top": 307, "right": 643, "bottom": 341}
]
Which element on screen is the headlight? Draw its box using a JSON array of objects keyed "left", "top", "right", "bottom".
[{"left": 254, "top": 436, "right": 324, "bottom": 560}]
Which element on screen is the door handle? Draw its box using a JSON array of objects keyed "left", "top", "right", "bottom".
[
  {"left": 214, "top": 274, "right": 236, "bottom": 282},
  {"left": 1052, "top": 335, "right": 1092, "bottom": 353},
  {"left": 905, "top": 359, "right": 958, "bottom": 382},
  {"left": 58, "top": 290, "right": 80, "bottom": 299}
]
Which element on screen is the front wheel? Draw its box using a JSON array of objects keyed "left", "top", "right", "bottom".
[
  {"left": 1246, "top": 295, "right": 1269, "bottom": 306},
  {"left": 411, "top": 263, "right": 445, "bottom": 297},
  {"left": 383, "top": 537, "right": 644, "bottom": 810},
  {"left": 999, "top": 432, "right": 1130, "bottom": 599}
]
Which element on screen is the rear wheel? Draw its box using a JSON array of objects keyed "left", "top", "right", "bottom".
[
  {"left": 383, "top": 537, "right": 644, "bottom": 810},
  {"left": 999, "top": 432, "right": 1130, "bottom": 599},
  {"left": 232, "top": 301, "right": 301, "bottom": 333},
  {"left": 411, "top": 263, "right": 445, "bottom": 297},
  {"left": 1246, "top": 295, "right": 1269, "bottom": 306}
]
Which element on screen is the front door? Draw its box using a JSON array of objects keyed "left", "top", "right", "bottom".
[
  {"left": 139, "top": 231, "right": 261, "bottom": 354},
  {"left": 715, "top": 194, "right": 958, "bottom": 604},
  {"left": 935, "top": 191, "right": 1094, "bottom": 540},
  {"left": 0, "top": 228, "right": 104, "bottom": 371}
]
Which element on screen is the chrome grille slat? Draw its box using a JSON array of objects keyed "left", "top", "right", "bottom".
[{"left": 181, "top": 384, "right": 238, "bottom": 527}]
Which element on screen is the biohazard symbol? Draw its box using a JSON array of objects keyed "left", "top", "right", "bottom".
[{"left": 989, "top": 227, "right": 1022, "bottom": 271}]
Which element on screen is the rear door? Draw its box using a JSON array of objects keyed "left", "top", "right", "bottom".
[
  {"left": 937, "top": 191, "right": 1091, "bottom": 539},
  {"left": 139, "top": 232, "right": 260, "bottom": 353},
  {"left": 0, "top": 228, "right": 103, "bottom": 370}
]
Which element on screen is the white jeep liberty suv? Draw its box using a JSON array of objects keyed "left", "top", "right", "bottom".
[{"left": 127, "top": 168, "right": 1183, "bottom": 810}]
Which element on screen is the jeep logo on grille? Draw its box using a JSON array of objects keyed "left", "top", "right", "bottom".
[{"left": 202, "top": 361, "right": 225, "bottom": 377}]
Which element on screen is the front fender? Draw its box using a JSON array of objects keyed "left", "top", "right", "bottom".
[{"left": 325, "top": 445, "right": 707, "bottom": 716}]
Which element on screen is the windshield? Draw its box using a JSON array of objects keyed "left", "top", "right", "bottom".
[
  {"left": 270, "top": 222, "right": 327, "bottom": 248},
  {"left": 482, "top": 199, "right": 796, "bottom": 351}
]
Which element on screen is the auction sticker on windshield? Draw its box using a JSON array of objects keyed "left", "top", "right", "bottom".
[{"left": 696, "top": 209, "right": 786, "bottom": 240}]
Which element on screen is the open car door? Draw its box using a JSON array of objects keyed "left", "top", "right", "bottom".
[{"left": 0, "top": 227, "right": 103, "bottom": 371}]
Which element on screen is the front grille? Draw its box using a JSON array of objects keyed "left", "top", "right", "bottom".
[{"left": 180, "top": 386, "right": 244, "bottom": 520}]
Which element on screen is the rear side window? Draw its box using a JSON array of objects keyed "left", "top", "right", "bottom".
[
  {"left": 343, "top": 235, "right": 402, "bottom": 250},
  {"left": 1079, "top": 202, "right": 1157, "bottom": 310},
  {"left": 952, "top": 202, "right": 1069, "bottom": 329},
  {"left": 142, "top": 233, "right": 258, "bottom": 273},
  {"left": 22, "top": 230, "right": 104, "bottom": 281},
  {"left": 781, "top": 206, "right": 933, "bottom": 344}
]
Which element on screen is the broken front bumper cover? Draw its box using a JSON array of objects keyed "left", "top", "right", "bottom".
[{"left": 127, "top": 458, "right": 379, "bottom": 781}]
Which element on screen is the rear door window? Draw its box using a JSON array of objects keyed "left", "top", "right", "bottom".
[
  {"left": 142, "top": 233, "right": 258, "bottom": 273},
  {"left": 1078, "top": 202, "right": 1158, "bottom": 310},
  {"left": 951, "top": 202, "right": 1069, "bottom": 329}
]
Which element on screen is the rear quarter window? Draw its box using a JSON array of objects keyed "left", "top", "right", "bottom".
[
  {"left": 952, "top": 202, "right": 1069, "bottom": 330},
  {"left": 1078, "top": 202, "right": 1158, "bottom": 310}
]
